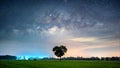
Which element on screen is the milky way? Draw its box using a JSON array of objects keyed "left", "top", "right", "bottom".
[{"left": 0, "top": 0, "right": 120, "bottom": 57}]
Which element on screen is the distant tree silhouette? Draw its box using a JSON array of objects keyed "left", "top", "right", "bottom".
[
  {"left": 53, "top": 45, "right": 67, "bottom": 61},
  {"left": 0, "top": 55, "right": 16, "bottom": 60}
]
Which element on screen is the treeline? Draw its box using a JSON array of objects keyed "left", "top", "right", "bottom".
[
  {"left": 0, "top": 55, "right": 16, "bottom": 60},
  {"left": 0, "top": 55, "right": 120, "bottom": 61},
  {"left": 42, "top": 57, "right": 120, "bottom": 61}
]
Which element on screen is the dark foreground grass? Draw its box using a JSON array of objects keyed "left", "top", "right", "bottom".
[{"left": 0, "top": 60, "right": 120, "bottom": 68}]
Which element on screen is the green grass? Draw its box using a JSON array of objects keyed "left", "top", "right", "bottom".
[{"left": 0, "top": 60, "right": 120, "bottom": 68}]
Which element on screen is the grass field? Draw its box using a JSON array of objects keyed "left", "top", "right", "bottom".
[{"left": 0, "top": 60, "right": 120, "bottom": 68}]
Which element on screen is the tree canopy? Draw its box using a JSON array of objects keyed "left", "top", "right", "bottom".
[{"left": 53, "top": 45, "right": 67, "bottom": 61}]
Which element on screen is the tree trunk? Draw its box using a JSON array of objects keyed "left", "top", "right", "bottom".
[{"left": 60, "top": 57, "right": 61, "bottom": 61}]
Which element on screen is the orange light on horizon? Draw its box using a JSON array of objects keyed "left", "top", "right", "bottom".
[{"left": 69, "top": 37, "right": 97, "bottom": 42}]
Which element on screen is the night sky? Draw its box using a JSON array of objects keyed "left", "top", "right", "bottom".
[{"left": 0, "top": 0, "right": 120, "bottom": 58}]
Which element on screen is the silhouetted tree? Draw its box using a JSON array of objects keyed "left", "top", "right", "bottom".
[
  {"left": 0, "top": 55, "right": 16, "bottom": 60},
  {"left": 53, "top": 45, "right": 67, "bottom": 61}
]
